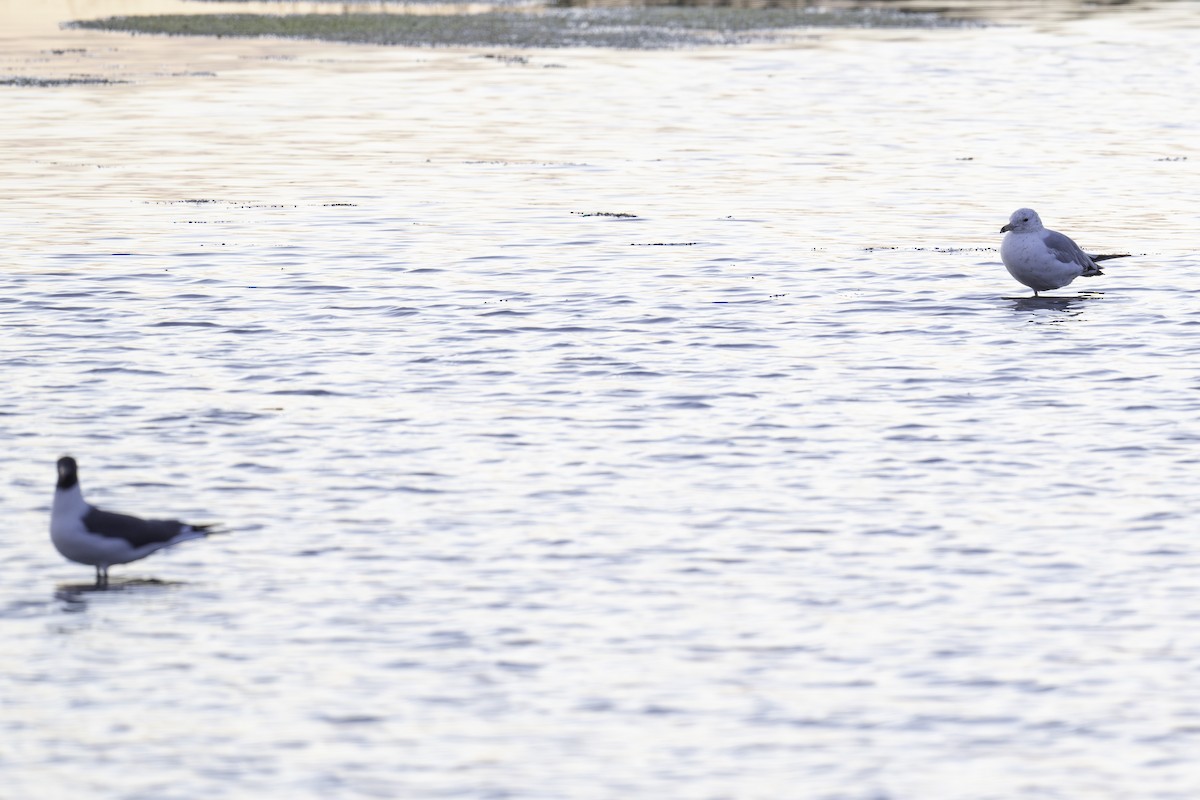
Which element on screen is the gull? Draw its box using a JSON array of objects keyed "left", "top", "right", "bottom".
[
  {"left": 999, "top": 208, "right": 1129, "bottom": 296},
  {"left": 50, "top": 456, "right": 219, "bottom": 585}
]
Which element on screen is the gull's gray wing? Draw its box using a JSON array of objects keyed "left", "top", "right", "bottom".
[
  {"left": 1042, "top": 229, "right": 1098, "bottom": 269},
  {"left": 82, "top": 507, "right": 194, "bottom": 547}
]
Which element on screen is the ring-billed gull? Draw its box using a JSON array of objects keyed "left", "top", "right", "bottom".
[
  {"left": 999, "top": 208, "right": 1128, "bottom": 296},
  {"left": 50, "top": 456, "right": 220, "bottom": 585}
]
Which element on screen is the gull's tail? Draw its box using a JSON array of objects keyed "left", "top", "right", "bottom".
[
  {"left": 187, "top": 523, "right": 227, "bottom": 537},
  {"left": 1083, "top": 252, "right": 1130, "bottom": 278}
]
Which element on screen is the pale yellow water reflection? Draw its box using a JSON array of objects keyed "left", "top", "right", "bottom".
[{"left": 2, "top": 0, "right": 501, "bottom": 36}]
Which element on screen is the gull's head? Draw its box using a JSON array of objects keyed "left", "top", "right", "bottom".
[
  {"left": 56, "top": 456, "right": 79, "bottom": 490},
  {"left": 1000, "top": 208, "right": 1043, "bottom": 234}
]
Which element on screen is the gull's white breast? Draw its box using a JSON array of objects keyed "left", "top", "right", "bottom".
[{"left": 1001, "top": 231, "right": 1083, "bottom": 292}]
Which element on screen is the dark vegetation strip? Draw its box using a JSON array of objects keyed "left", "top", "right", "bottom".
[
  {"left": 1, "top": 76, "right": 128, "bottom": 86},
  {"left": 69, "top": 9, "right": 969, "bottom": 49}
]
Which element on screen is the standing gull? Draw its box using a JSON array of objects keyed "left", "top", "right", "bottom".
[
  {"left": 999, "top": 208, "right": 1129, "bottom": 296},
  {"left": 50, "top": 456, "right": 218, "bottom": 584}
]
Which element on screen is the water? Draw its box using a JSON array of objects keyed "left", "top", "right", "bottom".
[{"left": 3, "top": 1, "right": 1200, "bottom": 797}]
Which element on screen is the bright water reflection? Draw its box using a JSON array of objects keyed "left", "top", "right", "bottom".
[{"left": 2, "top": 1, "right": 1200, "bottom": 797}]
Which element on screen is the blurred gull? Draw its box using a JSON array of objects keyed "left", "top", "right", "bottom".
[
  {"left": 50, "top": 456, "right": 220, "bottom": 585},
  {"left": 999, "top": 208, "right": 1129, "bottom": 296}
]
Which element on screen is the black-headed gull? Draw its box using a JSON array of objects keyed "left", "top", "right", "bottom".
[
  {"left": 50, "top": 456, "right": 218, "bottom": 584},
  {"left": 999, "top": 208, "right": 1128, "bottom": 296}
]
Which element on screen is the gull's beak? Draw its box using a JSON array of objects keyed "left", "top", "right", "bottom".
[{"left": 1000, "top": 223, "right": 1013, "bottom": 232}]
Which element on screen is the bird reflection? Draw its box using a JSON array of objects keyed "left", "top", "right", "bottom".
[
  {"left": 54, "top": 577, "right": 183, "bottom": 610},
  {"left": 1007, "top": 291, "right": 1102, "bottom": 320}
]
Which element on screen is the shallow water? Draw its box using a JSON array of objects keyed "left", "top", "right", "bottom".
[{"left": 3, "top": 1, "right": 1200, "bottom": 797}]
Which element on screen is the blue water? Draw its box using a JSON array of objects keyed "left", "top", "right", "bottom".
[{"left": 2, "top": 2, "right": 1200, "bottom": 797}]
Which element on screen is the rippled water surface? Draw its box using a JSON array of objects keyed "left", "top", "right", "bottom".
[{"left": 3, "top": 1, "right": 1200, "bottom": 797}]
